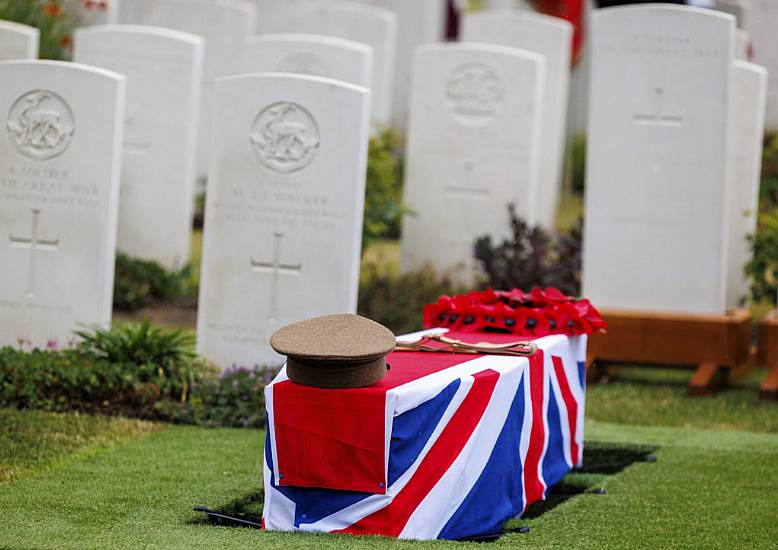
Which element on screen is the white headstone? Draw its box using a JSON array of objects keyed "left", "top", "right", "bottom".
[
  {"left": 583, "top": 6, "right": 735, "bottom": 315},
  {"left": 0, "top": 21, "right": 39, "bottom": 60},
  {"left": 0, "top": 61, "right": 125, "bottom": 347},
  {"left": 727, "top": 60, "right": 767, "bottom": 308},
  {"left": 735, "top": 29, "right": 750, "bottom": 60},
  {"left": 351, "top": 0, "right": 446, "bottom": 132},
  {"left": 463, "top": 10, "right": 572, "bottom": 230},
  {"left": 715, "top": 0, "right": 747, "bottom": 28},
  {"left": 196, "top": 74, "right": 371, "bottom": 368},
  {"left": 241, "top": 33, "right": 373, "bottom": 88},
  {"left": 254, "top": 0, "right": 397, "bottom": 128},
  {"left": 400, "top": 43, "right": 545, "bottom": 283},
  {"left": 74, "top": 25, "right": 203, "bottom": 270},
  {"left": 120, "top": 0, "right": 256, "bottom": 178},
  {"left": 67, "top": 0, "right": 120, "bottom": 25},
  {"left": 482, "top": 0, "right": 534, "bottom": 10},
  {"left": 745, "top": 0, "right": 778, "bottom": 129}
]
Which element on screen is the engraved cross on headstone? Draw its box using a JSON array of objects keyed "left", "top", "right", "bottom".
[
  {"left": 251, "top": 232, "right": 302, "bottom": 321},
  {"left": 634, "top": 87, "right": 684, "bottom": 127},
  {"left": 9, "top": 208, "right": 60, "bottom": 299},
  {"left": 634, "top": 87, "right": 684, "bottom": 174},
  {"left": 445, "top": 159, "right": 489, "bottom": 198}
]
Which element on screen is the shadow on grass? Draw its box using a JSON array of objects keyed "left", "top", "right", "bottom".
[
  {"left": 521, "top": 441, "right": 659, "bottom": 521},
  {"left": 191, "top": 441, "right": 659, "bottom": 540}
]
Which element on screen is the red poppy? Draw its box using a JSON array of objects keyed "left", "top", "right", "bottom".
[
  {"left": 422, "top": 287, "right": 605, "bottom": 337},
  {"left": 44, "top": 2, "right": 62, "bottom": 16}
]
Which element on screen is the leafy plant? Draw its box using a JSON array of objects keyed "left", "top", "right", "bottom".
[
  {"left": 747, "top": 208, "right": 778, "bottom": 304},
  {"left": 363, "top": 128, "right": 406, "bottom": 249},
  {"left": 567, "top": 133, "right": 587, "bottom": 195},
  {"left": 0, "top": 323, "right": 278, "bottom": 429},
  {"left": 761, "top": 133, "right": 778, "bottom": 211},
  {"left": 474, "top": 204, "right": 583, "bottom": 297},
  {"left": 76, "top": 321, "right": 196, "bottom": 400},
  {"left": 113, "top": 253, "right": 192, "bottom": 312},
  {"left": 0, "top": 0, "right": 77, "bottom": 60},
  {"left": 358, "top": 262, "right": 461, "bottom": 335}
]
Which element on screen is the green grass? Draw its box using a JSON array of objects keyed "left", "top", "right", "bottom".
[
  {"left": 0, "top": 409, "right": 777, "bottom": 548},
  {"left": 587, "top": 366, "right": 778, "bottom": 434},
  {"left": 0, "top": 409, "right": 160, "bottom": 483}
]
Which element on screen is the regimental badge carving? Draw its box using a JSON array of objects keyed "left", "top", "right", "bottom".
[
  {"left": 6, "top": 90, "right": 75, "bottom": 161},
  {"left": 445, "top": 63, "right": 504, "bottom": 126},
  {"left": 249, "top": 102, "right": 320, "bottom": 174},
  {"left": 276, "top": 52, "right": 330, "bottom": 79}
]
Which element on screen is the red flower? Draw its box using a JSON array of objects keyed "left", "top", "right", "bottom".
[
  {"left": 422, "top": 295, "right": 454, "bottom": 328},
  {"left": 44, "top": 2, "right": 62, "bottom": 16},
  {"left": 60, "top": 35, "right": 73, "bottom": 48},
  {"left": 523, "top": 308, "right": 551, "bottom": 337},
  {"left": 421, "top": 287, "right": 605, "bottom": 337}
]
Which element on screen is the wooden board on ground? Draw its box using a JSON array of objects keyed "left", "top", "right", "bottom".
[
  {"left": 587, "top": 309, "right": 752, "bottom": 396},
  {"left": 758, "top": 310, "right": 778, "bottom": 400}
]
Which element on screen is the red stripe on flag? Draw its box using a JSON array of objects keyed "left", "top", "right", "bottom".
[
  {"left": 337, "top": 369, "right": 501, "bottom": 538},
  {"left": 523, "top": 349, "right": 546, "bottom": 510},
  {"left": 552, "top": 355, "right": 580, "bottom": 467}
]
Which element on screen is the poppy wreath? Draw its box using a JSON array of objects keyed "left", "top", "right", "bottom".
[{"left": 422, "top": 287, "right": 607, "bottom": 337}]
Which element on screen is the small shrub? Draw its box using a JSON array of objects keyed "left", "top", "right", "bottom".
[
  {"left": 0, "top": 323, "right": 278, "bottom": 429},
  {"left": 358, "top": 262, "right": 461, "bottom": 335},
  {"left": 113, "top": 253, "right": 191, "bottom": 312},
  {"left": 761, "top": 133, "right": 778, "bottom": 211},
  {"left": 474, "top": 205, "right": 582, "bottom": 297},
  {"left": 158, "top": 366, "right": 278, "bottom": 429},
  {"left": 364, "top": 128, "right": 406, "bottom": 248},
  {"left": 0, "top": 0, "right": 77, "bottom": 60},
  {"left": 747, "top": 208, "right": 778, "bottom": 304},
  {"left": 567, "top": 134, "right": 587, "bottom": 195}
]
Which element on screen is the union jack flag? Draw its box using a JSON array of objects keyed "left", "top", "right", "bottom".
[{"left": 263, "top": 331, "right": 587, "bottom": 540}]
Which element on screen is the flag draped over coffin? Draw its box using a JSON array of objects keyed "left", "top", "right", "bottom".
[{"left": 263, "top": 332, "right": 587, "bottom": 541}]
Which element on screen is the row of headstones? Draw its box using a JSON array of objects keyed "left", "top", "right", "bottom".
[
  {"left": 0, "top": 3, "right": 584, "bottom": 368},
  {"left": 0, "top": 56, "right": 370, "bottom": 367},
  {"left": 0, "top": 5, "right": 769, "bottom": 368},
  {"left": 402, "top": 4, "right": 769, "bottom": 318}
]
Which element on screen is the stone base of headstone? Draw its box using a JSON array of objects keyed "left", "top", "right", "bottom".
[
  {"left": 758, "top": 310, "right": 778, "bottom": 400},
  {"left": 586, "top": 309, "right": 752, "bottom": 396}
]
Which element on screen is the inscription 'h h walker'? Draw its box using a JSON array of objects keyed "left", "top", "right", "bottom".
[
  {"left": 9, "top": 209, "right": 60, "bottom": 299},
  {"left": 251, "top": 232, "right": 302, "bottom": 321}
]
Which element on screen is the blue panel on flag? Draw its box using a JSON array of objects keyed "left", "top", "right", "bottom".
[
  {"left": 388, "top": 379, "right": 461, "bottom": 486},
  {"left": 437, "top": 377, "right": 527, "bottom": 541}
]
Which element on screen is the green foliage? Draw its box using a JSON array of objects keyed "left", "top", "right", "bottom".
[
  {"left": 0, "top": 0, "right": 77, "bottom": 60},
  {"left": 155, "top": 366, "right": 276, "bottom": 429},
  {"left": 747, "top": 208, "right": 778, "bottom": 304},
  {"left": 567, "top": 133, "right": 587, "bottom": 195},
  {"left": 75, "top": 321, "right": 195, "bottom": 389},
  {"left": 358, "top": 262, "right": 460, "bottom": 335},
  {"left": 113, "top": 253, "right": 192, "bottom": 312},
  {"left": 0, "top": 323, "right": 276, "bottom": 428},
  {"left": 474, "top": 204, "right": 583, "bottom": 296},
  {"left": 761, "top": 133, "right": 778, "bottom": 210},
  {"left": 363, "top": 128, "right": 406, "bottom": 248}
]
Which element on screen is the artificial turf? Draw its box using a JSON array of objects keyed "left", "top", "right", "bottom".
[
  {"left": 0, "top": 408, "right": 776, "bottom": 549},
  {"left": 0, "top": 409, "right": 160, "bottom": 483}
]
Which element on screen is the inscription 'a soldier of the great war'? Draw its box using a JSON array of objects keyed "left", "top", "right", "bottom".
[
  {"left": 249, "top": 101, "right": 320, "bottom": 174},
  {"left": 6, "top": 90, "right": 75, "bottom": 161}
]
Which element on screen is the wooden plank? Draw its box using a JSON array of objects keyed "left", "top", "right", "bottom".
[
  {"left": 688, "top": 361, "right": 726, "bottom": 396},
  {"left": 587, "top": 309, "right": 751, "bottom": 397},
  {"left": 759, "top": 311, "right": 778, "bottom": 400}
]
